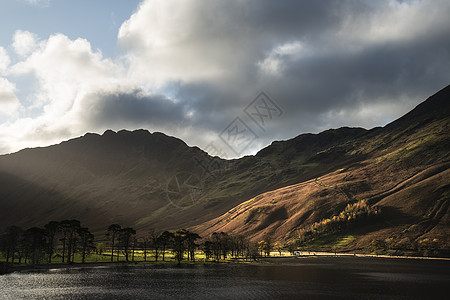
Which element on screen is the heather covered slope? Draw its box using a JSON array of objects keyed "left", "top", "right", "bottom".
[{"left": 192, "top": 161, "right": 450, "bottom": 254}]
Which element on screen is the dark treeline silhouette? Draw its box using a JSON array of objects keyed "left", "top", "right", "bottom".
[
  {"left": 0, "top": 220, "right": 94, "bottom": 265},
  {"left": 122, "top": 228, "right": 261, "bottom": 264},
  {"left": 106, "top": 224, "right": 137, "bottom": 262},
  {"left": 104, "top": 224, "right": 265, "bottom": 264},
  {"left": 1, "top": 220, "right": 270, "bottom": 266}
]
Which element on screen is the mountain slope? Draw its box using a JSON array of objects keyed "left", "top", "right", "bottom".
[
  {"left": 0, "top": 85, "right": 449, "bottom": 255},
  {"left": 192, "top": 85, "right": 450, "bottom": 254},
  {"left": 0, "top": 126, "right": 370, "bottom": 234}
]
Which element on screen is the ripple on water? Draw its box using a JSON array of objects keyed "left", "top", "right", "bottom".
[{"left": 1, "top": 260, "right": 449, "bottom": 299}]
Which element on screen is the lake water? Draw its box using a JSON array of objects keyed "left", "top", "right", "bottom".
[{"left": 1, "top": 257, "right": 449, "bottom": 299}]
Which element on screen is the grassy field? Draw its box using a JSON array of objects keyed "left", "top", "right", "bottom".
[{"left": 0, "top": 250, "right": 249, "bottom": 266}]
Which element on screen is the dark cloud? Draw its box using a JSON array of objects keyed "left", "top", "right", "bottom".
[
  {"left": 86, "top": 90, "right": 187, "bottom": 128},
  {"left": 106, "top": 0, "right": 450, "bottom": 156}
]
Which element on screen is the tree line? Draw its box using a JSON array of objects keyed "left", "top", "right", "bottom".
[
  {"left": 106, "top": 225, "right": 272, "bottom": 264},
  {"left": 291, "top": 199, "right": 381, "bottom": 247},
  {"left": 0, "top": 220, "right": 94, "bottom": 265},
  {"left": 1, "top": 220, "right": 279, "bottom": 265}
]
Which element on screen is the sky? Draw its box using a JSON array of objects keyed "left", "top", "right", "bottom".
[{"left": 0, "top": 0, "right": 449, "bottom": 157}]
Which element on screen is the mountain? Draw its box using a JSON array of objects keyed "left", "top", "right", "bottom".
[
  {"left": 0, "top": 129, "right": 374, "bottom": 235},
  {"left": 193, "top": 85, "right": 450, "bottom": 255},
  {"left": 0, "top": 85, "right": 449, "bottom": 255}
]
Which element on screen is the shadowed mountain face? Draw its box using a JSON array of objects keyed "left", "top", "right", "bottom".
[
  {"left": 0, "top": 127, "right": 371, "bottom": 235},
  {"left": 0, "top": 85, "right": 449, "bottom": 252}
]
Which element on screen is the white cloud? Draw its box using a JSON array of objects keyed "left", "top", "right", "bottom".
[
  {"left": 0, "top": 78, "right": 20, "bottom": 115},
  {"left": 258, "top": 41, "right": 306, "bottom": 76},
  {"left": 12, "top": 34, "right": 125, "bottom": 107},
  {"left": 23, "top": 0, "right": 51, "bottom": 7},
  {"left": 4, "top": 33, "right": 131, "bottom": 153},
  {"left": 0, "top": 47, "right": 10, "bottom": 74},
  {"left": 332, "top": 0, "right": 450, "bottom": 55},
  {"left": 12, "top": 30, "right": 39, "bottom": 57}
]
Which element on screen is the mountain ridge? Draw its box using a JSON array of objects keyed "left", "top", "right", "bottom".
[{"left": 0, "top": 85, "right": 449, "bottom": 255}]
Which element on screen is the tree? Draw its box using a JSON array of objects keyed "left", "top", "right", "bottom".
[
  {"left": 262, "top": 234, "right": 273, "bottom": 256},
  {"left": 21, "top": 227, "right": 47, "bottom": 264},
  {"left": 107, "top": 224, "right": 121, "bottom": 262},
  {"left": 286, "top": 240, "right": 297, "bottom": 255},
  {"left": 59, "top": 219, "right": 81, "bottom": 263},
  {"left": 172, "top": 230, "right": 187, "bottom": 264},
  {"left": 96, "top": 242, "right": 106, "bottom": 255},
  {"left": 274, "top": 241, "right": 284, "bottom": 256},
  {"left": 245, "top": 241, "right": 259, "bottom": 260},
  {"left": 0, "top": 226, "right": 23, "bottom": 263},
  {"left": 149, "top": 230, "right": 161, "bottom": 261},
  {"left": 141, "top": 237, "right": 149, "bottom": 262},
  {"left": 159, "top": 231, "right": 174, "bottom": 261},
  {"left": 67, "top": 220, "right": 81, "bottom": 264},
  {"left": 211, "top": 232, "right": 230, "bottom": 260},
  {"left": 1, "top": 220, "right": 96, "bottom": 265},
  {"left": 131, "top": 237, "right": 137, "bottom": 262},
  {"left": 230, "top": 234, "right": 247, "bottom": 258},
  {"left": 44, "top": 221, "right": 60, "bottom": 263},
  {"left": 78, "top": 227, "right": 95, "bottom": 264},
  {"left": 211, "top": 233, "right": 221, "bottom": 261},
  {"left": 119, "top": 227, "right": 136, "bottom": 262},
  {"left": 185, "top": 231, "right": 201, "bottom": 261},
  {"left": 203, "top": 241, "right": 213, "bottom": 261},
  {"left": 257, "top": 240, "right": 266, "bottom": 256}
]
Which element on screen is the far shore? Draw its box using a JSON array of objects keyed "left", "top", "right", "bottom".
[
  {"left": 262, "top": 251, "right": 450, "bottom": 261},
  {"left": 2, "top": 251, "right": 450, "bottom": 275}
]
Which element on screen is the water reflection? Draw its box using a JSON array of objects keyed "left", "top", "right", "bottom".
[{"left": 1, "top": 257, "right": 449, "bottom": 299}]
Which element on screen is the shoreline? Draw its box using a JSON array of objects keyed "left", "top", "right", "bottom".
[
  {"left": 2, "top": 252, "right": 450, "bottom": 275},
  {"left": 273, "top": 251, "right": 450, "bottom": 261}
]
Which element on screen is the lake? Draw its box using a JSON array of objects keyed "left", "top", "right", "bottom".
[{"left": 1, "top": 256, "right": 449, "bottom": 299}]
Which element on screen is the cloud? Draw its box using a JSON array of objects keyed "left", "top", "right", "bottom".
[
  {"left": 23, "top": 0, "right": 50, "bottom": 7},
  {"left": 0, "top": 0, "right": 450, "bottom": 156},
  {"left": 0, "top": 47, "right": 10, "bottom": 73},
  {"left": 2, "top": 33, "right": 128, "bottom": 152},
  {"left": 114, "top": 0, "right": 450, "bottom": 155},
  {"left": 12, "top": 33, "right": 124, "bottom": 108},
  {"left": 0, "top": 78, "right": 20, "bottom": 115},
  {"left": 12, "top": 30, "right": 39, "bottom": 57}
]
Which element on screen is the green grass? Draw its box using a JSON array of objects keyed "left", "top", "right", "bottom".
[{"left": 0, "top": 250, "right": 249, "bottom": 266}]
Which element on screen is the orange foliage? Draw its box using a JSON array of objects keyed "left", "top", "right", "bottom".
[{"left": 296, "top": 199, "right": 381, "bottom": 242}]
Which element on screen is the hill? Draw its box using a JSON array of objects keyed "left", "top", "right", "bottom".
[
  {"left": 0, "top": 85, "right": 449, "bottom": 255},
  {"left": 0, "top": 127, "right": 367, "bottom": 235},
  {"left": 193, "top": 85, "right": 450, "bottom": 255}
]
